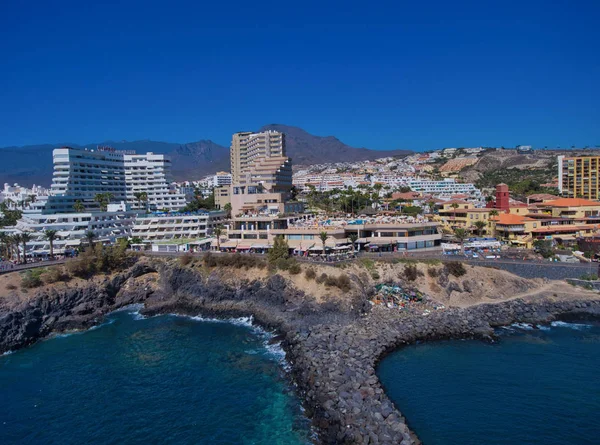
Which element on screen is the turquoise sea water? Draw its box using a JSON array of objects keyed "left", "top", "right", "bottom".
[
  {"left": 0, "top": 309, "right": 312, "bottom": 445},
  {"left": 378, "top": 321, "right": 600, "bottom": 445}
]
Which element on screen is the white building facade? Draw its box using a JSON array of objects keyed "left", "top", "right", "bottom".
[
  {"left": 41, "top": 146, "right": 186, "bottom": 214},
  {"left": 131, "top": 210, "right": 227, "bottom": 241}
]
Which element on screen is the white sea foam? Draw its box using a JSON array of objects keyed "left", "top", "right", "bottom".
[
  {"left": 2, "top": 350, "right": 14, "bottom": 356},
  {"left": 177, "top": 313, "right": 290, "bottom": 370},
  {"left": 512, "top": 323, "right": 535, "bottom": 330},
  {"left": 550, "top": 321, "right": 592, "bottom": 330}
]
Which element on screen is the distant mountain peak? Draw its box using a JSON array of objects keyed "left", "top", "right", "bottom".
[{"left": 0, "top": 126, "right": 412, "bottom": 186}]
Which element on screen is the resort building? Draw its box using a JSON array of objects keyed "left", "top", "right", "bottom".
[
  {"left": 558, "top": 155, "right": 600, "bottom": 199},
  {"left": 40, "top": 146, "right": 186, "bottom": 214},
  {"left": 408, "top": 178, "right": 481, "bottom": 198},
  {"left": 14, "top": 202, "right": 137, "bottom": 258},
  {"left": 218, "top": 215, "right": 441, "bottom": 253},
  {"left": 130, "top": 210, "right": 227, "bottom": 242},
  {"left": 228, "top": 130, "right": 298, "bottom": 215}
]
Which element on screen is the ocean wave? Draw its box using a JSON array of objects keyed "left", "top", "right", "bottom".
[
  {"left": 511, "top": 323, "right": 535, "bottom": 330},
  {"left": 550, "top": 321, "right": 592, "bottom": 330},
  {"left": 2, "top": 350, "right": 14, "bottom": 356},
  {"left": 175, "top": 313, "right": 289, "bottom": 368}
]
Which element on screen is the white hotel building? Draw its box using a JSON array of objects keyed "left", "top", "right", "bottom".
[
  {"left": 15, "top": 203, "right": 137, "bottom": 255},
  {"left": 131, "top": 210, "right": 227, "bottom": 242},
  {"left": 408, "top": 178, "right": 481, "bottom": 198},
  {"left": 42, "top": 146, "right": 186, "bottom": 214}
]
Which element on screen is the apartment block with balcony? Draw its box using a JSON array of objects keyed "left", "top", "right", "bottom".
[
  {"left": 558, "top": 155, "right": 600, "bottom": 200},
  {"left": 131, "top": 210, "right": 227, "bottom": 241},
  {"left": 15, "top": 203, "right": 137, "bottom": 257},
  {"left": 124, "top": 153, "right": 186, "bottom": 211},
  {"left": 228, "top": 130, "right": 297, "bottom": 216},
  {"left": 41, "top": 147, "right": 186, "bottom": 214}
]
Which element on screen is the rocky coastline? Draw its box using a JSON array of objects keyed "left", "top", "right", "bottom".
[{"left": 1, "top": 259, "right": 599, "bottom": 445}]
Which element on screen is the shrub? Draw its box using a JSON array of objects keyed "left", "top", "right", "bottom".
[
  {"left": 335, "top": 274, "right": 352, "bottom": 292},
  {"left": 304, "top": 268, "right": 316, "bottom": 280},
  {"left": 179, "top": 253, "right": 194, "bottom": 266},
  {"left": 268, "top": 236, "right": 290, "bottom": 265},
  {"left": 427, "top": 267, "right": 440, "bottom": 278},
  {"left": 445, "top": 262, "right": 467, "bottom": 277},
  {"left": 42, "top": 266, "right": 70, "bottom": 284},
  {"left": 66, "top": 244, "right": 136, "bottom": 278},
  {"left": 202, "top": 252, "right": 266, "bottom": 269},
  {"left": 324, "top": 274, "right": 352, "bottom": 292},
  {"left": 21, "top": 269, "right": 44, "bottom": 288},
  {"left": 5, "top": 283, "right": 17, "bottom": 290},
  {"left": 316, "top": 273, "right": 328, "bottom": 284},
  {"left": 402, "top": 264, "right": 422, "bottom": 282},
  {"left": 580, "top": 273, "right": 598, "bottom": 281},
  {"left": 288, "top": 260, "right": 302, "bottom": 275},
  {"left": 275, "top": 257, "right": 290, "bottom": 271}
]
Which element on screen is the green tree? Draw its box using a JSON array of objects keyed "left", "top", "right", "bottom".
[
  {"left": 11, "top": 234, "right": 21, "bottom": 263},
  {"left": 223, "top": 202, "right": 232, "bottom": 216},
  {"left": 20, "top": 232, "right": 33, "bottom": 264},
  {"left": 474, "top": 220, "right": 487, "bottom": 236},
  {"left": 319, "top": 231, "right": 329, "bottom": 253},
  {"left": 213, "top": 225, "right": 224, "bottom": 251},
  {"left": 348, "top": 233, "right": 358, "bottom": 253},
  {"left": 84, "top": 230, "right": 96, "bottom": 248},
  {"left": 134, "top": 192, "right": 148, "bottom": 212},
  {"left": 44, "top": 229, "right": 58, "bottom": 260},
  {"left": 450, "top": 202, "right": 459, "bottom": 220},
  {"left": 0, "top": 232, "right": 11, "bottom": 260},
  {"left": 73, "top": 200, "right": 85, "bottom": 213},
  {"left": 94, "top": 193, "right": 114, "bottom": 212},
  {"left": 453, "top": 228, "right": 468, "bottom": 252},
  {"left": 533, "top": 239, "right": 554, "bottom": 258},
  {"left": 268, "top": 235, "right": 289, "bottom": 264}
]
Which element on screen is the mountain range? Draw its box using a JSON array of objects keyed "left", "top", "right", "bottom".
[{"left": 0, "top": 125, "right": 411, "bottom": 186}]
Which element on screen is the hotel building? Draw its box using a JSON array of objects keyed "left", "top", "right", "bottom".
[
  {"left": 131, "top": 210, "right": 227, "bottom": 242},
  {"left": 228, "top": 130, "right": 296, "bottom": 215},
  {"left": 41, "top": 146, "right": 186, "bottom": 214},
  {"left": 14, "top": 202, "right": 137, "bottom": 257}
]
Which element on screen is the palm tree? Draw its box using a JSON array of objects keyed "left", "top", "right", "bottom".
[
  {"left": 348, "top": 233, "right": 358, "bottom": 253},
  {"left": 319, "top": 231, "right": 329, "bottom": 254},
  {"left": 73, "top": 200, "right": 85, "bottom": 213},
  {"left": 454, "top": 228, "right": 468, "bottom": 252},
  {"left": 94, "top": 193, "right": 114, "bottom": 212},
  {"left": 11, "top": 234, "right": 21, "bottom": 264},
  {"left": 20, "top": 232, "right": 32, "bottom": 264},
  {"left": 0, "top": 232, "right": 11, "bottom": 260},
  {"left": 44, "top": 229, "right": 58, "bottom": 260},
  {"left": 213, "top": 225, "right": 224, "bottom": 251},
  {"left": 84, "top": 230, "right": 96, "bottom": 248},
  {"left": 134, "top": 192, "right": 148, "bottom": 212},
  {"left": 223, "top": 202, "right": 232, "bottom": 217},
  {"left": 450, "top": 202, "right": 459, "bottom": 220},
  {"left": 474, "top": 220, "right": 487, "bottom": 236}
]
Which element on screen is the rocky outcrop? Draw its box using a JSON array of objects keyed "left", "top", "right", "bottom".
[{"left": 1, "top": 260, "right": 599, "bottom": 445}]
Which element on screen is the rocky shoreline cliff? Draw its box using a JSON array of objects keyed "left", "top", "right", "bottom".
[{"left": 1, "top": 259, "right": 599, "bottom": 445}]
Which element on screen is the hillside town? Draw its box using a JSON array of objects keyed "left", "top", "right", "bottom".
[{"left": 2, "top": 133, "right": 600, "bottom": 267}]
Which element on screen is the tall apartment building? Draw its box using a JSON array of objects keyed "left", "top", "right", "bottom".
[
  {"left": 42, "top": 147, "right": 186, "bottom": 213},
  {"left": 228, "top": 130, "right": 298, "bottom": 215},
  {"left": 125, "top": 153, "right": 187, "bottom": 211},
  {"left": 230, "top": 130, "right": 286, "bottom": 183},
  {"left": 558, "top": 155, "right": 600, "bottom": 199}
]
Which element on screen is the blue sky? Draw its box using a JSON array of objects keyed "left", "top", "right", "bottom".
[{"left": 0, "top": 0, "right": 598, "bottom": 150}]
